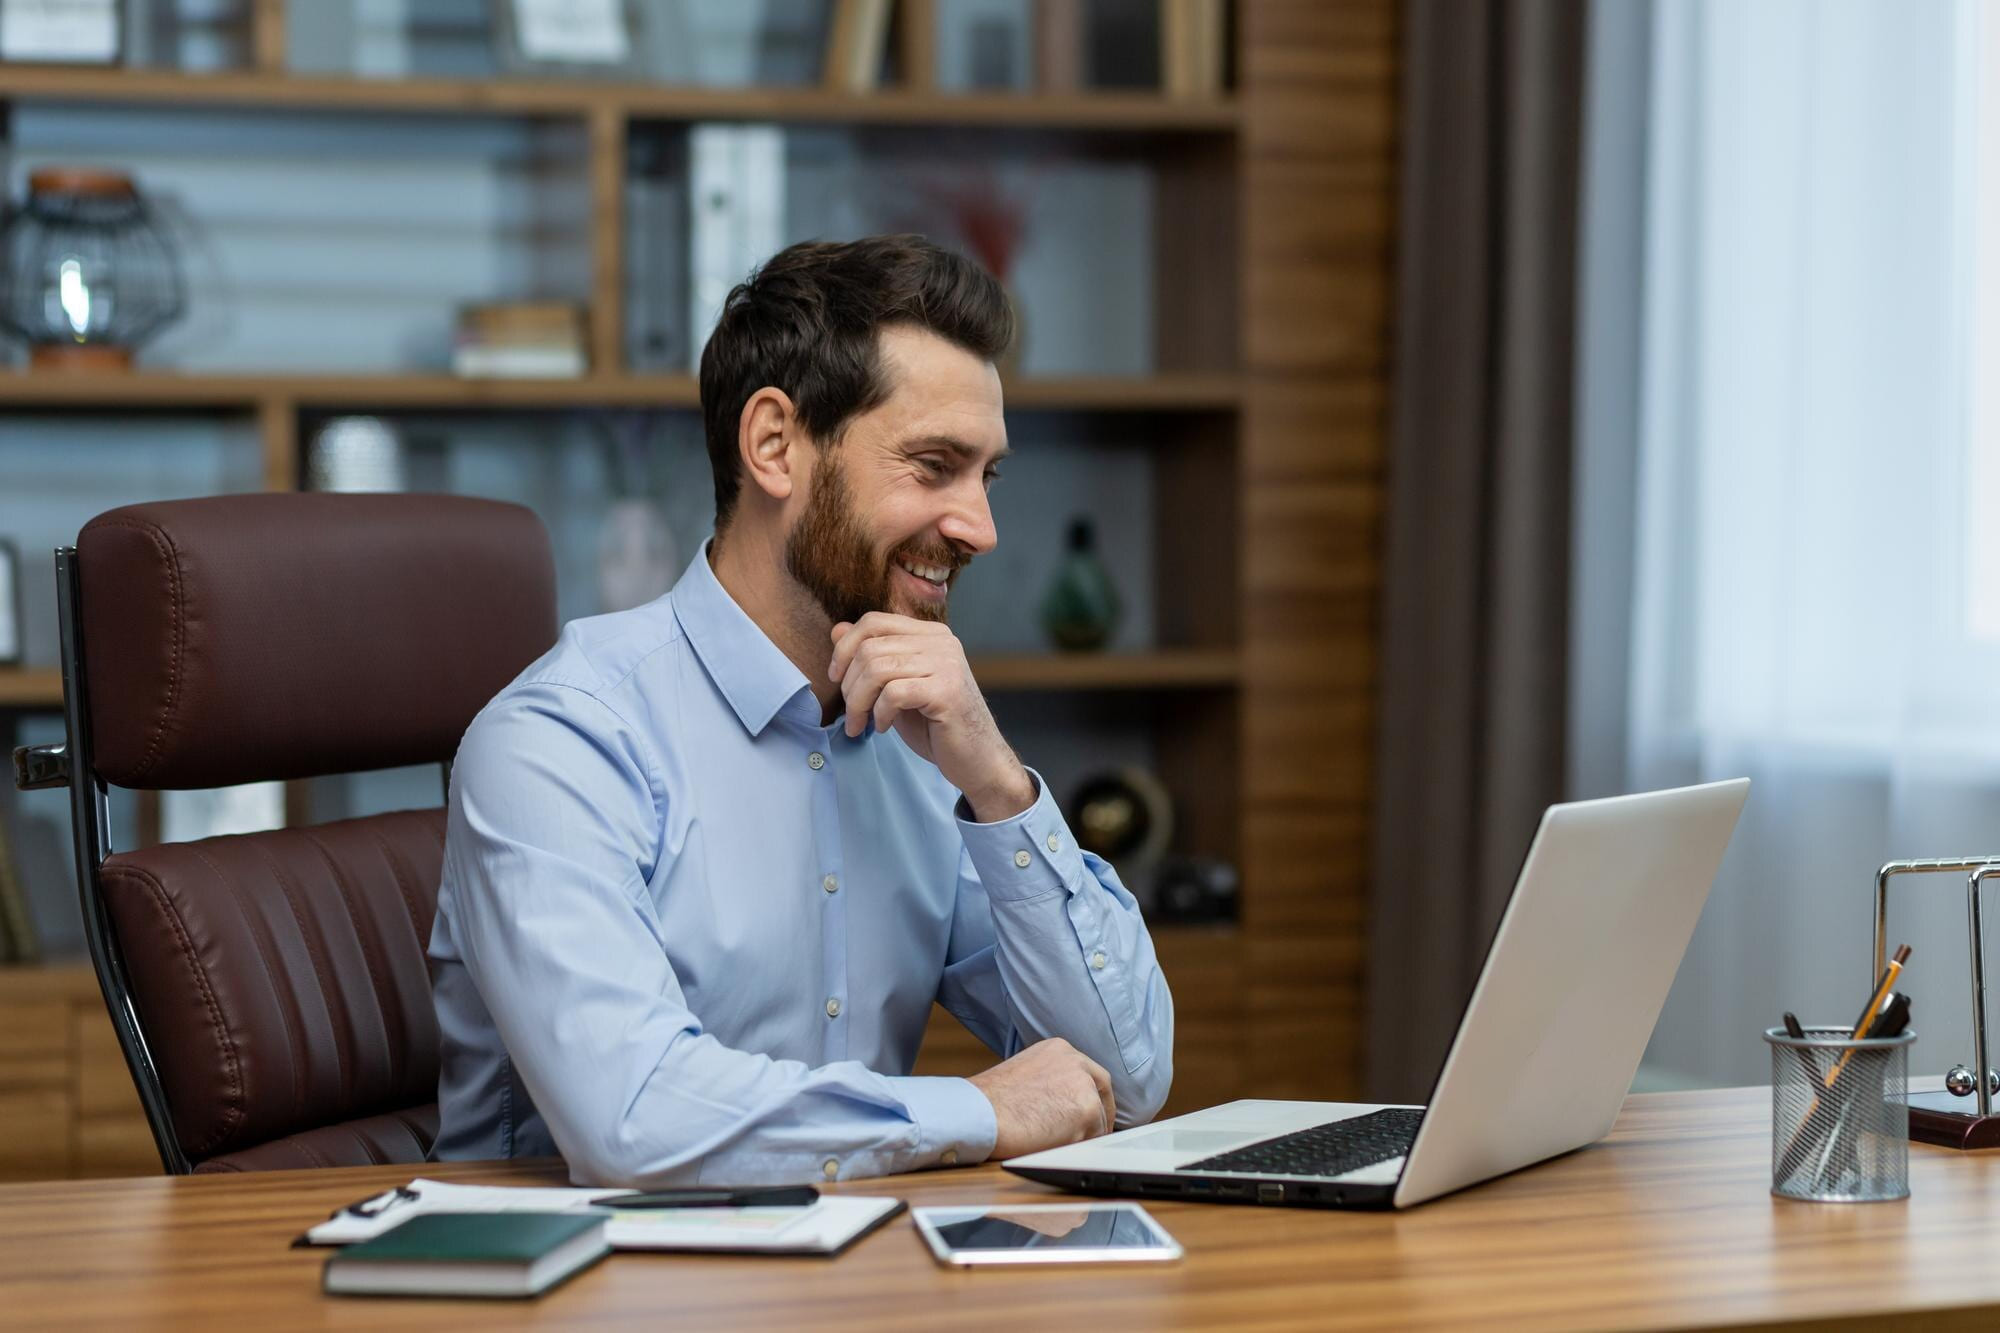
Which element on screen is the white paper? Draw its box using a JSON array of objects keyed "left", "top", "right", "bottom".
[
  {"left": 0, "top": 0, "right": 118, "bottom": 64},
  {"left": 510, "top": 0, "right": 629, "bottom": 64},
  {"left": 305, "top": 1178, "right": 901, "bottom": 1255},
  {"left": 306, "top": 1179, "right": 622, "bottom": 1245},
  {"left": 595, "top": 1195, "right": 902, "bottom": 1253}
]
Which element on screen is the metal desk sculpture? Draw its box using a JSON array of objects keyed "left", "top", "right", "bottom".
[{"left": 1875, "top": 858, "right": 2000, "bottom": 1149}]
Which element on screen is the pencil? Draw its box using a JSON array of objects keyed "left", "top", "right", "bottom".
[{"left": 1822, "top": 943, "right": 1909, "bottom": 1090}]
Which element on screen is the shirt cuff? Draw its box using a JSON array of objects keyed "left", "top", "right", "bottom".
[
  {"left": 955, "top": 767, "right": 1089, "bottom": 903},
  {"left": 887, "top": 1074, "right": 999, "bottom": 1167}
]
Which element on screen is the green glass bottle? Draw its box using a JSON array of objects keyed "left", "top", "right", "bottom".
[{"left": 1041, "top": 517, "right": 1122, "bottom": 652}]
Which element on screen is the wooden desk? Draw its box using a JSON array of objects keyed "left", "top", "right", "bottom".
[{"left": 1, "top": 1087, "right": 1996, "bottom": 1330}]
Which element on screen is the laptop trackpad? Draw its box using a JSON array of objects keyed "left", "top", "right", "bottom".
[{"left": 1100, "top": 1129, "right": 1252, "bottom": 1154}]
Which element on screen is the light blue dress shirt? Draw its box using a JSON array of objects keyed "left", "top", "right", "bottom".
[{"left": 429, "top": 542, "right": 1174, "bottom": 1186}]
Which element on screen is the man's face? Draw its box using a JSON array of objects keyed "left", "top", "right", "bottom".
[{"left": 785, "top": 325, "right": 1008, "bottom": 626}]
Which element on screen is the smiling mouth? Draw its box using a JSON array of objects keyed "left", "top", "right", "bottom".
[{"left": 896, "top": 557, "right": 951, "bottom": 587}]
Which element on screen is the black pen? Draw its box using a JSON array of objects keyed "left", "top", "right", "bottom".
[
  {"left": 599, "top": 1185, "right": 820, "bottom": 1210},
  {"left": 1781, "top": 1011, "right": 1820, "bottom": 1080}
]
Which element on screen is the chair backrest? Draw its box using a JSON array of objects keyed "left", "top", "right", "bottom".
[{"left": 66, "top": 493, "right": 555, "bottom": 1172}]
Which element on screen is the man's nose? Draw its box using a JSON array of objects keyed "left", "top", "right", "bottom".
[{"left": 939, "top": 477, "right": 998, "bottom": 557}]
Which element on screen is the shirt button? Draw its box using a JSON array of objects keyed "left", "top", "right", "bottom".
[
  {"left": 825, "top": 997, "right": 842, "bottom": 1018},
  {"left": 807, "top": 751, "right": 825, "bottom": 771},
  {"left": 822, "top": 1158, "right": 839, "bottom": 1180},
  {"left": 1091, "top": 951, "right": 1107, "bottom": 970},
  {"left": 1046, "top": 833, "right": 1061, "bottom": 853},
  {"left": 822, "top": 874, "right": 839, "bottom": 894},
  {"left": 1014, "top": 849, "right": 1032, "bottom": 868},
  {"left": 941, "top": 1148, "right": 958, "bottom": 1166}
]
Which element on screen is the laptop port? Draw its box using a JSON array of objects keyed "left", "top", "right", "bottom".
[
  {"left": 1257, "top": 1183, "right": 1285, "bottom": 1203},
  {"left": 1218, "top": 1183, "right": 1246, "bottom": 1196}
]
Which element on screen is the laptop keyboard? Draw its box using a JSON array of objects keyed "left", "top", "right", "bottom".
[{"left": 1181, "top": 1107, "right": 1424, "bottom": 1179}]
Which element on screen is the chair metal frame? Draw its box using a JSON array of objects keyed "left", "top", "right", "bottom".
[{"left": 14, "top": 547, "right": 189, "bottom": 1173}]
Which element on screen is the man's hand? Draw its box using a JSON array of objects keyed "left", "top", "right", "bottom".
[
  {"left": 829, "top": 612, "right": 1036, "bottom": 822},
  {"left": 967, "top": 1038, "right": 1117, "bottom": 1160}
]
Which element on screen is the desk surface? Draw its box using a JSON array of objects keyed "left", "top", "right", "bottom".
[{"left": 2, "top": 1086, "right": 1997, "bottom": 1330}]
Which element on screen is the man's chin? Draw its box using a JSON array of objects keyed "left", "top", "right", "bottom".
[{"left": 891, "top": 591, "right": 950, "bottom": 624}]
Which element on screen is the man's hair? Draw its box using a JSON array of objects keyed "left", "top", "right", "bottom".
[{"left": 698, "top": 235, "right": 1014, "bottom": 531}]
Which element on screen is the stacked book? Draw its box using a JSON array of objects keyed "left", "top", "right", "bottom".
[{"left": 452, "top": 302, "right": 588, "bottom": 379}]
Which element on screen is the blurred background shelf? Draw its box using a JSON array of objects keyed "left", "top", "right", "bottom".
[
  {"left": 0, "top": 668, "right": 61, "bottom": 709},
  {"left": 0, "top": 371, "right": 1242, "bottom": 412},
  {"left": 0, "top": 0, "right": 1393, "bottom": 1180},
  {"left": 0, "top": 67, "right": 1239, "bottom": 132},
  {"left": 0, "top": 655, "right": 1239, "bottom": 710},
  {"left": 973, "top": 648, "right": 1237, "bottom": 692}
]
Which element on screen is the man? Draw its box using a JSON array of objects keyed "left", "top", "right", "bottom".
[{"left": 429, "top": 235, "right": 1174, "bottom": 1186}]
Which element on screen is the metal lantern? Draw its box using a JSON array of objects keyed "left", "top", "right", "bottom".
[{"left": 0, "top": 168, "right": 185, "bottom": 370}]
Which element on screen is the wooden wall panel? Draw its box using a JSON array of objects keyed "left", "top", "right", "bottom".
[
  {"left": 0, "top": 967, "right": 156, "bottom": 1180},
  {"left": 1239, "top": 0, "right": 1398, "bottom": 1101}
]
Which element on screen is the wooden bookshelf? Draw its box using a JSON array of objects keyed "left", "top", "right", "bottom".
[
  {"left": 0, "top": 656, "right": 1232, "bottom": 712},
  {"left": 0, "top": 372, "right": 1242, "bottom": 413},
  {"left": 0, "top": 0, "right": 1400, "bottom": 1178},
  {"left": 0, "top": 668, "right": 61, "bottom": 709},
  {"left": 974, "top": 649, "right": 1237, "bottom": 692},
  {"left": 0, "top": 66, "right": 1238, "bottom": 132}
]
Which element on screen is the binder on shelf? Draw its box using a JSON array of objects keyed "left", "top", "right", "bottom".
[
  {"left": 1037, "top": 0, "right": 1087, "bottom": 93},
  {"left": 687, "top": 124, "right": 785, "bottom": 369},
  {"left": 1160, "top": 0, "right": 1225, "bottom": 100},
  {"left": 824, "top": 0, "right": 893, "bottom": 93}
]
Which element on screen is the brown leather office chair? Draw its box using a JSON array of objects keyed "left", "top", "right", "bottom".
[{"left": 12, "top": 493, "right": 554, "bottom": 1173}]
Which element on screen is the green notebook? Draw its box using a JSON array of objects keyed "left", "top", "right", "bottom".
[{"left": 323, "top": 1211, "right": 610, "bottom": 1299}]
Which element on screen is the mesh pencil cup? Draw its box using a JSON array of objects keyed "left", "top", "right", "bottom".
[{"left": 1766, "top": 1026, "right": 1914, "bottom": 1203}]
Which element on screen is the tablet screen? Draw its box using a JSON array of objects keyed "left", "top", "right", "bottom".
[{"left": 914, "top": 1203, "right": 1181, "bottom": 1265}]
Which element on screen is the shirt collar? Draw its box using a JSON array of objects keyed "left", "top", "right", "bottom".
[{"left": 671, "top": 539, "right": 814, "bottom": 737}]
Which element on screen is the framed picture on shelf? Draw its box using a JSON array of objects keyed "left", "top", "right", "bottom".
[
  {"left": 492, "top": 0, "right": 636, "bottom": 77},
  {"left": 0, "top": 537, "right": 21, "bottom": 666},
  {"left": 0, "top": 0, "right": 121, "bottom": 66}
]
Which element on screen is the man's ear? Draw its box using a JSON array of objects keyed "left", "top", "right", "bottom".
[{"left": 738, "top": 387, "right": 800, "bottom": 503}]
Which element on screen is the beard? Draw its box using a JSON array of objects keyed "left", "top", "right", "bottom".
[{"left": 785, "top": 450, "right": 961, "bottom": 626}]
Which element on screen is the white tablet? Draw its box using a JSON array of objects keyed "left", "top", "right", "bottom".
[{"left": 911, "top": 1202, "right": 1183, "bottom": 1267}]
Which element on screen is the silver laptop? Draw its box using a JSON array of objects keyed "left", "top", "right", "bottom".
[{"left": 1006, "top": 779, "right": 1750, "bottom": 1210}]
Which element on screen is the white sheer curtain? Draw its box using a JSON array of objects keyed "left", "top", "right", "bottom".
[{"left": 1581, "top": 0, "right": 2000, "bottom": 1087}]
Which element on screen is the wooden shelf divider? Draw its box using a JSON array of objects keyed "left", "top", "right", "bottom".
[
  {"left": 0, "top": 655, "right": 1236, "bottom": 710},
  {"left": 0, "top": 371, "right": 1240, "bottom": 413},
  {"left": 588, "top": 105, "right": 627, "bottom": 377},
  {"left": 0, "top": 667, "right": 63, "bottom": 709},
  {"left": 972, "top": 648, "right": 1238, "bottom": 692},
  {"left": 0, "top": 66, "right": 1238, "bottom": 132}
]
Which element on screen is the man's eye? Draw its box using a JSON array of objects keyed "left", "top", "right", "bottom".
[
  {"left": 984, "top": 469, "right": 1002, "bottom": 487},
  {"left": 917, "top": 456, "right": 947, "bottom": 476}
]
